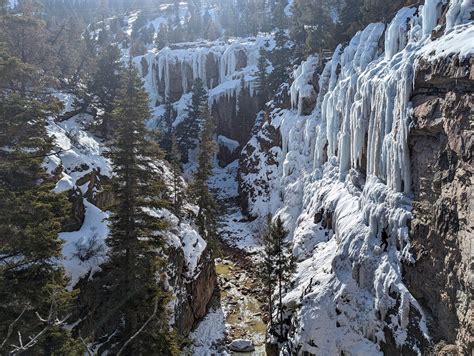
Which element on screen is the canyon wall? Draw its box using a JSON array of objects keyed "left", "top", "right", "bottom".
[{"left": 239, "top": 1, "right": 473, "bottom": 354}]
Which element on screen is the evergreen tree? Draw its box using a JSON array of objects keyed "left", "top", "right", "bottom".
[
  {"left": 289, "top": 0, "right": 337, "bottom": 57},
  {"left": 362, "top": 0, "right": 392, "bottom": 25},
  {"left": 336, "top": 0, "right": 363, "bottom": 41},
  {"left": 186, "top": 0, "right": 203, "bottom": 40},
  {"left": 259, "top": 214, "right": 277, "bottom": 329},
  {"left": 272, "top": 216, "right": 295, "bottom": 339},
  {"left": 268, "top": 29, "right": 291, "bottom": 94},
  {"left": 159, "top": 97, "right": 177, "bottom": 157},
  {"left": 173, "top": 0, "right": 180, "bottom": 25},
  {"left": 271, "top": 0, "right": 288, "bottom": 29},
  {"left": 0, "top": 95, "right": 81, "bottom": 354},
  {"left": 0, "top": 0, "right": 8, "bottom": 13},
  {"left": 255, "top": 47, "right": 269, "bottom": 110},
  {"left": 83, "top": 44, "right": 122, "bottom": 137},
  {"left": 79, "top": 65, "right": 178, "bottom": 355},
  {"left": 169, "top": 133, "right": 184, "bottom": 220},
  {"left": 236, "top": 77, "right": 257, "bottom": 142},
  {"left": 260, "top": 216, "right": 296, "bottom": 340},
  {"left": 0, "top": 13, "right": 57, "bottom": 92},
  {"left": 155, "top": 23, "right": 169, "bottom": 49},
  {"left": 175, "top": 78, "right": 207, "bottom": 163},
  {"left": 191, "top": 107, "right": 218, "bottom": 247}
]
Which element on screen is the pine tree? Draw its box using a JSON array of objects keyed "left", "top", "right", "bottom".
[
  {"left": 255, "top": 47, "right": 269, "bottom": 110},
  {"left": 272, "top": 216, "right": 295, "bottom": 339},
  {"left": 260, "top": 215, "right": 296, "bottom": 341},
  {"left": 289, "top": 0, "right": 337, "bottom": 57},
  {"left": 79, "top": 65, "right": 178, "bottom": 355},
  {"left": 169, "top": 133, "right": 184, "bottom": 220},
  {"left": 0, "top": 13, "right": 57, "bottom": 93},
  {"left": 259, "top": 214, "right": 277, "bottom": 329},
  {"left": 268, "top": 29, "right": 291, "bottom": 93},
  {"left": 79, "top": 44, "right": 122, "bottom": 138},
  {"left": 173, "top": 0, "right": 180, "bottom": 25},
  {"left": 191, "top": 107, "right": 218, "bottom": 248},
  {"left": 155, "top": 23, "right": 169, "bottom": 49},
  {"left": 236, "top": 77, "right": 257, "bottom": 142},
  {"left": 159, "top": 97, "right": 177, "bottom": 157},
  {"left": 175, "top": 78, "right": 207, "bottom": 163},
  {"left": 336, "top": 0, "right": 363, "bottom": 41},
  {"left": 0, "top": 95, "right": 80, "bottom": 354},
  {"left": 0, "top": 0, "right": 8, "bottom": 13},
  {"left": 271, "top": 0, "right": 288, "bottom": 30},
  {"left": 186, "top": 0, "right": 203, "bottom": 40}
]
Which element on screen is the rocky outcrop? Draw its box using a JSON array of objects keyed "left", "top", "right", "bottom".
[
  {"left": 169, "top": 245, "right": 217, "bottom": 334},
  {"left": 61, "top": 188, "right": 85, "bottom": 232},
  {"left": 76, "top": 169, "right": 114, "bottom": 211},
  {"left": 211, "top": 94, "right": 258, "bottom": 147},
  {"left": 405, "top": 56, "right": 473, "bottom": 354},
  {"left": 238, "top": 115, "right": 282, "bottom": 216}
]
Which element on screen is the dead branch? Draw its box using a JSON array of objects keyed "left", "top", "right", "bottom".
[{"left": 116, "top": 299, "right": 159, "bottom": 356}]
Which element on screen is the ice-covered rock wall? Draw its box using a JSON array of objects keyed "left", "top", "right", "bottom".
[
  {"left": 134, "top": 35, "right": 273, "bottom": 105},
  {"left": 132, "top": 34, "right": 273, "bottom": 161},
  {"left": 240, "top": 0, "right": 473, "bottom": 354}
]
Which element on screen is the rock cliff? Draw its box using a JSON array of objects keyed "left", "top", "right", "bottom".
[
  {"left": 405, "top": 55, "right": 473, "bottom": 354},
  {"left": 238, "top": 1, "right": 473, "bottom": 354}
]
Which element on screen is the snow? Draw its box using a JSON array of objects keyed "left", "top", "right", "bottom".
[
  {"left": 180, "top": 223, "right": 207, "bottom": 278},
  {"left": 209, "top": 160, "right": 262, "bottom": 252},
  {"left": 418, "top": 22, "right": 474, "bottom": 61},
  {"left": 60, "top": 199, "right": 109, "bottom": 290},
  {"left": 240, "top": 0, "right": 473, "bottom": 353},
  {"left": 44, "top": 115, "right": 112, "bottom": 189},
  {"left": 46, "top": 96, "right": 209, "bottom": 305},
  {"left": 290, "top": 55, "right": 318, "bottom": 113},
  {"left": 189, "top": 307, "right": 227, "bottom": 355},
  {"left": 284, "top": 0, "right": 294, "bottom": 16},
  {"left": 217, "top": 135, "right": 240, "bottom": 153},
  {"left": 53, "top": 174, "right": 75, "bottom": 193}
]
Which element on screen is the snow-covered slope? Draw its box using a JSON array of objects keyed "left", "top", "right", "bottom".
[
  {"left": 44, "top": 95, "right": 214, "bottom": 333},
  {"left": 240, "top": 0, "right": 473, "bottom": 354}
]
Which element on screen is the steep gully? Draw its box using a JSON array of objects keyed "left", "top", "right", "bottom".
[{"left": 189, "top": 161, "right": 268, "bottom": 355}]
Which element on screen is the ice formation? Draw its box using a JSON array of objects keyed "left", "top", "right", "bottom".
[
  {"left": 134, "top": 34, "right": 274, "bottom": 106},
  {"left": 241, "top": 1, "right": 473, "bottom": 353},
  {"left": 290, "top": 55, "right": 318, "bottom": 114},
  {"left": 217, "top": 135, "right": 240, "bottom": 154}
]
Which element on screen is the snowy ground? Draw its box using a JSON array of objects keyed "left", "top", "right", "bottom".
[
  {"left": 209, "top": 161, "right": 262, "bottom": 253},
  {"left": 189, "top": 305, "right": 227, "bottom": 355}
]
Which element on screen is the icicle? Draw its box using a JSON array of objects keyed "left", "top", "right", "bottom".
[
  {"left": 445, "top": 0, "right": 473, "bottom": 31},
  {"left": 385, "top": 7, "right": 417, "bottom": 60},
  {"left": 421, "top": 0, "right": 443, "bottom": 37}
]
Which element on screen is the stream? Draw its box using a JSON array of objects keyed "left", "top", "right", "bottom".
[{"left": 189, "top": 161, "right": 267, "bottom": 355}]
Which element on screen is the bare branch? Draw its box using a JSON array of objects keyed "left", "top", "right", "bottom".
[
  {"left": 0, "top": 306, "right": 27, "bottom": 349},
  {"left": 116, "top": 299, "right": 159, "bottom": 356},
  {"left": 79, "top": 335, "right": 94, "bottom": 356}
]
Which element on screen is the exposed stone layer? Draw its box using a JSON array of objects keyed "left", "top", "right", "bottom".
[{"left": 405, "top": 56, "right": 473, "bottom": 354}]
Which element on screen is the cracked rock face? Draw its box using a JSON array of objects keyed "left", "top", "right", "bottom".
[
  {"left": 169, "top": 245, "right": 217, "bottom": 335},
  {"left": 405, "top": 56, "right": 473, "bottom": 354}
]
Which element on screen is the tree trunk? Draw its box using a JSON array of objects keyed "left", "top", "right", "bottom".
[{"left": 279, "top": 272, "right": 283, "bottom": 339}]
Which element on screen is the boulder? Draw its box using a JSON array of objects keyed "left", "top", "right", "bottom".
[{"left": 228, "top": 339, "right": 255, "bottom": 352}]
